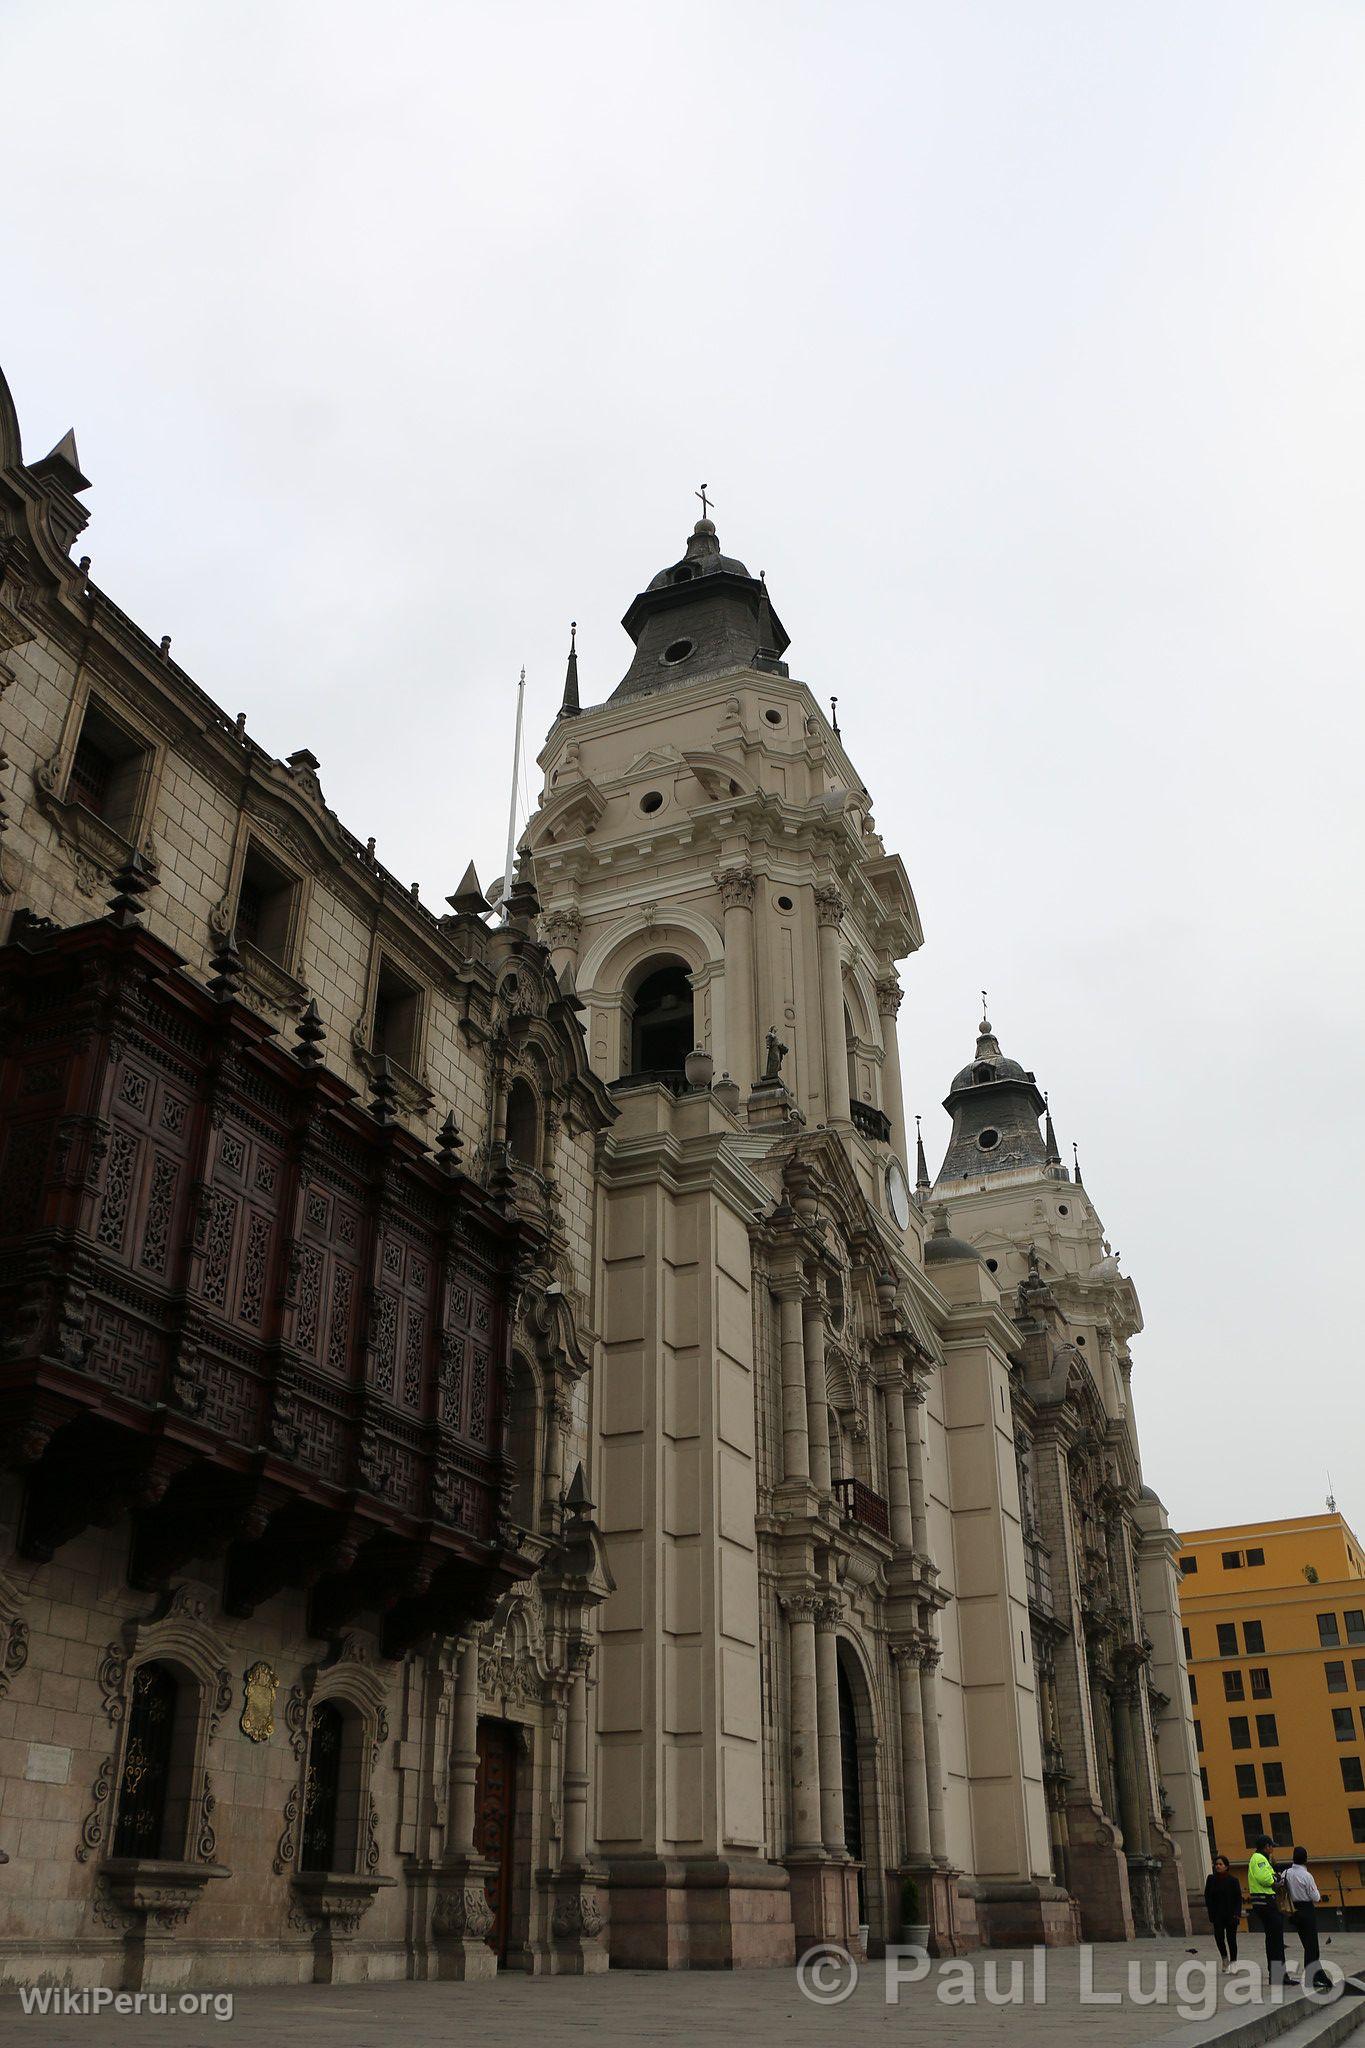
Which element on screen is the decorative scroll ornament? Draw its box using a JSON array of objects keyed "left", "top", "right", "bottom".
[{"left": 241, "top": 1660, "right": 279, "bottom": 1742}]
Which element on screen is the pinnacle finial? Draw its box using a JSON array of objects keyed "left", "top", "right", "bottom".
[
  {"left": 435, "top": 1109, "right": 463, "bottom": 1174},
  {"left": 293, "top": 997, "right": 326, "bottom": 1067},
  {"left": 914, "top": 1112, "right": 930, "bottom": 1192},
  {"left": 206, "top": 927, "right": 244, "bottom": 1002},
  {"left": 107, "top": 849, "right": 155, "bottom": 927},
  {"left": 980, "top": 988, "right": 990, "bottom": 1033},
  {"left": 1072, "top": 1140, "right": 1084, "bottom": 1187},
  {"left": 368, "top": 1055, "right": 400, "bottom": 1126},
  {"left": 1043, "top": 1091, "right": 1061, "bottom": 1166},
  {"left": 558, "top": 619, "right": 581, "bottom": 719}
]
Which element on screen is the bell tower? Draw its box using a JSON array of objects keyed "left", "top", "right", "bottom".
[{"left": 525, "top": 515, "right": 927, "bottom": 1961}]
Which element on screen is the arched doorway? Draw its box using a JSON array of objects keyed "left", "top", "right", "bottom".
[
  {"left": 627, "top": 960, "right": 693, "bottom": 1079},
  {"left": 837, "top": 1657, "right": 867, "bottom": 1924}
]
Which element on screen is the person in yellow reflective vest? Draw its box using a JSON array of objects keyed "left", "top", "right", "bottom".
[{"left": 1246, "top": 1835, "right": 1287, "bottom": 1980}]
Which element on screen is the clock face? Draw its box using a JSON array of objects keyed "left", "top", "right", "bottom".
[{"left": 886, "top": 1157, "right": 911, "bottom": 1231}]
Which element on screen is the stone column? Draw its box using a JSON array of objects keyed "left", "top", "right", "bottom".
[
  {"left": 801, "top": 1286, "right": 833, "bottom": 1494},
  {"left": 919, "top": 1642, "right": 948, "bottom": 1864},
  {"left": 449, "top": 1634, "right": 480, "bottom": 1856},
  {"left": 815, "top": 1599, "right": 847, "bottom": 1856},
  {"left": 562, "top": 1645, "right": 590, "bottom": 1868},
  {"left": 432, "top": 1634, "right": 497, "bottom": 1978},
  {"left": 814, "top": 884, "right": 850, "bottom": 1125},
  {"left": 875, "top": 973, "right": 908, "bottom": 1164},
  {"left": 543, "top": 1390, "right": 569, "bottom": 1529},
  {"left": 783, "top": 1595, "right": 824, "bottom": 1854},
  {"left": 882, "top": 1374, "right": 914, "bottom": 1549},
  {"left": 717, "top": 865, "right": 757, "bottom": 1088},
  {"left": 892, "top": 1642, "right": 932, "bottom": 1866},
  {"left": 904, "top": 1382, "right": 929, "bottom": 1556},
  {"left": 776, "top": 1279, "right": 810, "bottom": 1485}
]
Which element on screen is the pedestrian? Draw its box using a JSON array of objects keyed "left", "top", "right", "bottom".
[
  {"left": 1246, "top": 1834, "right": 1287, "bottom": 1981},
  {"left": 1204, "top": 1853, "right": 1242, "bottom": 1966},
  {"left": 1284, "top": 1846, "right": 1328, "bottom": 1990}
]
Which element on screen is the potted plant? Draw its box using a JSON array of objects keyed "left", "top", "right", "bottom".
[{"left": 900, "top": 1874, "right": 930, "bottom": 1950}]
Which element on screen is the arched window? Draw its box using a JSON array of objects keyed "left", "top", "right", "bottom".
[
  {"left": 505, "top": 1078, "right": 540, "bottom": 1168},
  {"left": 301, "top": 1700, "right": 366, "bottom": 1873},
  {"left": 113, "top": 1661, "right": 179, "bottom": 1858},
  {"left": 629, "top": 961, "right": 694, "bottom": 1079},
  {"left": 506, "top": 1352, "right": 542, "bottom": 1531}
]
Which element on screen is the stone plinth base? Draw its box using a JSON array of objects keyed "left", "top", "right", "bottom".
[
  {"left": 429, "top": 1857, "right": 499, "bottom": 1979},
  {"left": 551, "top": 1862, "right": 610, "bottom": 1974},
  {"left": 1063, "top": 1805, "right": 1134, "bottom": 1942},
  {"left": 786, "top": 1856, "right": 860, "bottom": 1958},
  {"left": 606, "top": 1856, "right": 795, "bottom": 1968},
  {"left": 972, "top": 1879, "right": 1081, "bottom": 1947}
]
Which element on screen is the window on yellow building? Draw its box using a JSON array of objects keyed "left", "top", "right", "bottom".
[
  {"left": 1189, "top": 1673, "right": 1198, "bottom": 1704},
  {"left": 1244, "top": 1620, "right": 1265, "bottom": 1654},
  {"left": 1183, "top": 1627, "right": 1192, "bottom": 1659},
  {"left": 1223, "top": 1551, "right": 1244, "bottom": 1569},
  {"left": 1341, "top": 1758, "right": 1364, "bottom": 1793},
  {"left": 1351, "top": 1811, "right": 1365, "bottom": 1844},
  {"left": 1229, "top": 1716, "right": 1251, "bottom": 1749},
  {"left": 1250, "top": 1668, "right": 1272, "bottom": 1699},
  {"left": 1241, "top": 1813, "right": 1264, "bottom": 1848},
  {"left": 1195, "top": 1720, "right": 1204, "bottom": 1752},
  {"left": 1354, "top": 1659, "right": 1365, "bottom": 1691},
  {"left": 1263, "top": 1762, "right": 1286, "bottom": 1796},
  {"left": 1334, "top": 1708, "right": 1357, "bottom": 1743},
  {"left": 1269, "top": 1812, "right": 1293, "bottom": 1847},
  {"left": 1180, "top": 1556, "right": 1198, "bottom": 1575},
  {"left": 1200, "top": 1767, "right": 1210, "bottom": 1800},
  {"left": 1218, "top": 1624, "right": 1239, "bottom": 1657},
  {"left": 1326, "top": 1662, "right": 1349, "bottom": 1693},
  {"left": 1319, "top": 1614, "right": 1342, "bottom": 1647},
  {"left": 1246, "top": 1547, "right": 1265, "bottom": 1566},
  {"left": 1256, "top": 1714, "right": 1279, "bottom": 1748},
  {"left": 1347, "top": 1611, "right": 1365, "bottom": 1644},
  {"left": 1224, "top": 1671, "right": 1245, "bottom": 1701},
  {"left": 1235, "top": 1763, "right": 1257, "bottom": 1798}
]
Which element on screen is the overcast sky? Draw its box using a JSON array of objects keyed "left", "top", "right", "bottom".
[{"left": 6, "top": 1, "right": 1363, "bottom": 1537}]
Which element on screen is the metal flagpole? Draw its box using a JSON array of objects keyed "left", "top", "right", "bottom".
[{"left": 502, "top": 665, "right": 526, "bottom": 914}]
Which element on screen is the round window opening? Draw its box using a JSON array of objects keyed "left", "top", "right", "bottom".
[
  {"left": 764, "top": 708, "right": 782, "bottom": 725},
  {"left": 977, "top": 1127, "right": 1000, "bottom": 1150},
  {"left": 639, "top": 790, "right": 664, "bottom": 815},
  {"left": 662, "top": 639, "right": 694, "bottom": 665},
  {"left": 776, "top": 894, "right": 794, "bottom": 912},
  {"left": 985, "top": 1257, "right": 999, "bottom": 1273},
  {"left": 1058, "top": 1203, "right": 1069, "bottom": 1216},
  {"left": 1076, "top": 1334, "right": 1086, "bottom": 1346}
]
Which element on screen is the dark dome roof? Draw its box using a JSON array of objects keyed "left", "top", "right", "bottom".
[
  {"left": 923, "top": 1210, "right": 983, "bottom": 1267},
  {"left": 646, "top": 519, "right": 751, "bottom": 590},
  {"left": 949, "top": 1016, "right": 1031, "bottom": 1095}
]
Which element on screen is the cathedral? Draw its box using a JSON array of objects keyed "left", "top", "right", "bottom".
[{"left": 0, "top": 362, "right": 1204, "bottom": 1988}]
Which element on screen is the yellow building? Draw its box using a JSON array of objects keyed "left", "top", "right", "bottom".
[{"left": 1178, "top": 1513, "right": 1365, "bottom": 1922}]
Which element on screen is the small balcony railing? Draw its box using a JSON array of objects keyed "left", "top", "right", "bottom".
[
  {"left": 849, "top": 1098, "right": 892, "bottom": 1144},
  {"left": 833, "top": 1476, "right": 891, "bottom": 1540},
  {"left": 608, "top": 1069, "right": 689, "bottom": 1098}
]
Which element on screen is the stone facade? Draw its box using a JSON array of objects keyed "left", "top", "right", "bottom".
[{"left": 0, "top": 363, "right": 1203, "bottom": 1986}]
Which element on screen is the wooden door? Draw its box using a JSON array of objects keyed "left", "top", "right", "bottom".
[{"left": 474, "top": 1718, "right": 518, "bottom": 1960}]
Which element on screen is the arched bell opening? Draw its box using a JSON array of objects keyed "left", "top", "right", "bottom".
[{"left": 626, "top": 958, "right": 694, "bottom": 1081}]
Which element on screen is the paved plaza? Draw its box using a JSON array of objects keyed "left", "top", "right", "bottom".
[{"left": 5, "top": 1937, "right": 1365, "bottom": 2048}]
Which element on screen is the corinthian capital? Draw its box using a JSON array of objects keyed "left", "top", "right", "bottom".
[
  {"left": 778, "top": 1591, "right": 820, "bottom": 1624},
  {"left": 814, "top": 1596, "right": 844, "bottom": 1632},
  {"left": 715, "top": 865, "right": 756, "bottom": 912},
  {"left": 538, "top": 906, "right": 582, "bottom": 951},
  {"left": 815, "top": 883, "right": 845, "bottom": 929},
  {"left": 875, "top": 974, "right": 903, "bottom": 1017}
]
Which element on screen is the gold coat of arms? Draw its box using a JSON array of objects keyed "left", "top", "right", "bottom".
[{"left": 240, "top": 1660, "right": 278, "bottom": 1742}]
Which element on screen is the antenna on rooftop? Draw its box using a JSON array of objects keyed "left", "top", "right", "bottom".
[{"left": 1328, "top": 1473, "right": 1339, "bottom": 1513}]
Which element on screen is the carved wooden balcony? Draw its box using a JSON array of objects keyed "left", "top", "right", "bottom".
[
  {"left": 832, "top": 1475, "right": 891, "bottom": 1540},
  {"left": 0, "top": 909, "right": 538, "bottom": 1654}
]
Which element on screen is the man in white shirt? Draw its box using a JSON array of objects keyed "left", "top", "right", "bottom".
[{"left": 1284, "top": 1846, "right": 1328, "bottom": 1990}]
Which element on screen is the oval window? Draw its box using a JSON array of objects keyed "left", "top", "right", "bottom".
[
  {"left": 977, "top": 1127, "right": 1000, "bottom": 1150},
  {"left": 764, "top": 708, "right": 782, "bottom": 725},
  {"left": 776, "top": 894, "right": 794, "bottom": 912},
  {"left": 662, "top": 639, "right": 694, "bottom": 665},
  {"left": 640, "top": 790, "right": 663, "bottom": 815}
]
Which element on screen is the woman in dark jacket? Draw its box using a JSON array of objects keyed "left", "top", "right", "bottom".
[{"left": 1205, "top": 1855, "right": 1242, "bottom": 1964}]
